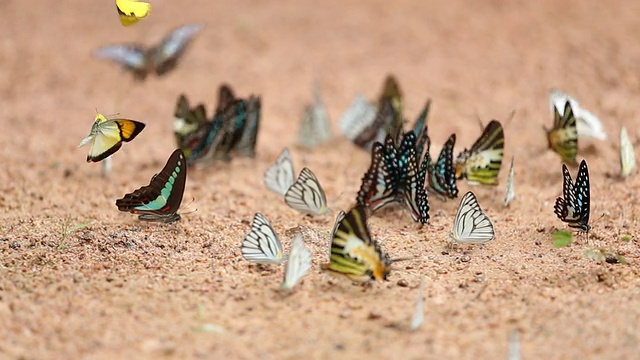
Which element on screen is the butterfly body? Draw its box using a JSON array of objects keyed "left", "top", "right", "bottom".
[
  {"left": 450, "top": 191, "right": 495, "bottom": 245},
  {"left": 79, "top": 113, "right": 145, "bottom": 162},
  {"left": 324, "top": 207, "right": 391, "bottom": 281},
  {"left": 94, "top": 24, "right": 203, "bottom": 80},
  {"left": 116, "top": 149, "right": 187, "bottom": 223},
  {"left": 554, "top": 160, "right": 590, "bottom": 232},
  {"left": 455, "top": 120, "right": 504, "bottom": 185}
]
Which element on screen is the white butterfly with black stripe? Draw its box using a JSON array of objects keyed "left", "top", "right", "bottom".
[
  {"left": 264, "top": 148, "right": 295, "bottom": 196},
  {"left": 241, "top": 213, "right": 285, "bottom": 264},
  {"left": 281, "top": 233, "right": 312, "bottom": 291},
  {"left": 554, "top": 159, "right": 590, "bottom": 232},
  {"left": 450, "top": 191, "right": 495, "bottom": 245},
  {"left": 285, "top": 167, "right": 329, "bottom": 215}
]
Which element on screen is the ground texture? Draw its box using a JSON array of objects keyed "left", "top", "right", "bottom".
[{"left": 1, "top": 0, "right": 640, "bottom": 359}]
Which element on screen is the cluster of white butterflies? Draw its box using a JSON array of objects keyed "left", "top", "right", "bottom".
[
  {"left": 263, "top": 148, "right": 330, "bottom": 216},
  {"left": 240, "top": 213, "right": 312, "bottom": 290}
]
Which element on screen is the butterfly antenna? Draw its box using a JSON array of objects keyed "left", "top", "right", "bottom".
[
  {"left": 180, "top": 197, "right": 198, "bottom": 215},
  {"left": 504, "top": 109, "right": 517, "bottom": 128}
]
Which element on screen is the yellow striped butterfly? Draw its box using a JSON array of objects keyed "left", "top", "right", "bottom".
[
  {"left": 323, "top": 206, "right": 391, "bottom": 281},
  {"left": 173, "top": 94, "right": 208, "bottom": 148},
  {"left": 455, "top": 120, "right": 504, "bottom": 185},
  {"left": 78, "top": 112, "right": 145, "bottom": 162},
  {"left": 281, "top": 233, "right": 312, "bottom": 291},
  {"left": 554, "top": 160, "right": 590, "bottom": 232},
  {"left": 545, "top": 101, "right": 578, "bottom": 164},
  {"left": 550, "top": 89, "right": 607, "bottom": 140},
  {"left": 115, "top": 0, "right": 150, "bottom": 26},
  {"left": 241, "top": 213, "right": 285, "bottom": 265},
  {"left": 94, "top": 24, "right": 203, "bottom": 80},
  {"left": 450, "top": 191, "right": 495, "bottom": 245},
  {"left": 284, "top": 168, "right": 329, "bottom": 216},
  {"left": 620, "top": 127, "right": 636, "bottom": 177},
  {"left": 115, "top": 149, "right": 187, "bottom": 223},
  {"left": 264, "top": 148, "right": 295, "bottom": 196}
]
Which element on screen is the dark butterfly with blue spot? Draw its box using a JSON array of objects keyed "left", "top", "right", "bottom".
[
  {"left": 116, "top": 149, "right": 187, "bottom": 223},
  {"left": 426, "top": 134, "right": 459, "bottom": 200},
  {"left": 94, "top": 24, "right": 203, "bottom": 81},
  {"left": 554, "top": 159, "right": 590, "bottom": 232},
  {"left": 397, "top": 132, "right": 430, "bottom": 224},
  {"left": 356, "top": 140, "right": 399, "bottom": 211}
]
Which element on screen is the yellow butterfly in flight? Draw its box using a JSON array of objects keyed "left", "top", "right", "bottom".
[
  {"left": 79, "top": 112, "right": 145, "bottom": 162},
  {"left": 115, "top": 0, "right": 151, "bottom": 26},
  {"left": 545, "top": 101, "right": 578, "bottom": 164}
]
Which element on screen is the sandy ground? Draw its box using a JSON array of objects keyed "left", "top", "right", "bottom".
[{"left": 1, "top": 0, "right": 640, "bottom": 359}]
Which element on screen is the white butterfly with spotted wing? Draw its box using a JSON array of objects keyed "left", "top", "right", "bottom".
[
  {"left": 549, "top": 89, "right": 606, "bottom": 140},
  {"left": 620, "top": 127, "right": 636, "bottom": 177},
  {"left": 450, "top": 191, "right": 495, "bottom": 245},
  {"left": 504, "top": 157, "right": 515, "bottom": 207},
  {"left": 281, "top": 233, "right": 312, "bottom": 291},
  {"left": 285, "top": 168, "right": 329, "bottom": 215},
  {"left": 264, "top": 148, "right": 295, "bottom": 196},
  {"left": 241, "top": 213, "right": 284, "bottom": 264}
]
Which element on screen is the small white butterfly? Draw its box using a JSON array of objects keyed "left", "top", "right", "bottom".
[
  {"left": 450, "top": 191, "right": 495, "bottom": 245},
  {"left": 339, "top": 94, "right": 377, "bottom": 141},
  {"left": 284, "top": 167, "right": 329, "bottom": 215},
  {"left": 281, "top": 233, "right": 312, "bottom": 291},
  {"left": 508, "top": 329, "right": 522, "bottom": 360},
  {"left": 504, "top": 157, "right": 515, "bottom": 207},
  {"left": 241, "top": 213, "right": 284, "bottom": 264},
  {"left": 549, "top": 89, "right": 607, "bottom": 140},
  {"left": 620, "top": 127, "right": 636, "bottom": 177},
  {"left": 410, "top": 279, "right": 425, "bottom": 331},
  {"left": 264, "top": 148, "right": 295, "bottom": 196},
  {"left": 298, "top": 85, "right": 332, "bottom": 149}
]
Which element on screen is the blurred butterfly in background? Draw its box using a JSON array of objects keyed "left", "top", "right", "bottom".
[
  {"left": 339, "top": 94, "right": 377, "bottom": 142},
  {"left": 455, "top": 120, "right": 504, "bottom": 185},
  {"left": 504, "top": 157, "right": 515, "bottom": 207},
  {"left": 377, "top": 75, "right": 404, "bottom": 143},
  {"left": 322, "top": 206, "right": 391, "bottom": 282},
  {"left": 79, "top": 112, "right": 145, "bottom": 162},
  {"left": 549, "top": 89, "right": 606, "bottom": 140},
  {"left": 115, "top": 0, "right": 150, "bottom": 26},
  {"left": 412, "top": 99, "right": 431, "bottom": 157},
  {"left": 173, "top": 94, "right": 208, "bottom": 148},
  {"left": 94, "top": 24, "right": 203, "bottom": 80},
  {"left": 230, "top": 95, "right": 261, "bottom": 158},
  {"left": 554, "top": 160, "right": 590, "bottom": 232},
  {"left": 297, "top": 82, "right": 332, "bottom": 149},
  {"left": 115, "top": 149, "right": 187, "bottom": 223},
  {"left": 241, "top": 213, "right": 285, "bottom": 265},
  {"left": 545, "top": 101, "right": 578, "bottom": 164},
  {"left": 410, "top": 279, "right": 425, "bottom": 331},
  {"left": 450, "top": 191, "right": 495, "bottom": 246},
  {"left": 281, "top": 233, "right": 312, "bottom": 291},
  {"left": 426, "top": 134, "right": 459, "bottom": 199},
  {"left": 264, "top": 148, "right": 296, "bottom": 196},
  {"left": 284, "top": 168, "right": 329, "bottom": 216},
  {"left": 619, "top": 127, "right": 636, "bottom": 177}
]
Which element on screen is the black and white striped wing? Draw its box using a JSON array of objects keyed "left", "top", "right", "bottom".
[
  {"left": 284, "top": 168, "right": 329, "bottom": 215},
  {"left": 450, "top": 191, "right": 495, "bottom": 244},
  {"left": 281, "top": 233, "right": 312, "bottom": 291},
  {"left": 264, "top": 148, "right": 295, "bottom": 195},
  {"left": 241, "top": 213, "right": 284, "bottom": 264}
]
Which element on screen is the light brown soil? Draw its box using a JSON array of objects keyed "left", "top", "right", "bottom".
[{"left": 1, "top": 0, "right": 640, "bottom": 359}]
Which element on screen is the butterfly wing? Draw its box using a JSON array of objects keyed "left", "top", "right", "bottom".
[
  {"left": 284, "top": 168, "right": 329, "bottom": 215},
  {"left": 356, "top": 141, "right": 399, "bottom": 211},
  {"left": 216, "top": 84, "right": 237, "bottom": 114},
  {"left": 150, "top": 24, "right": 203, "bottom": 76},
  {"left": 94, "top": 44, "right": 149, "bottom": 80},
  {"left": 620, "top": 127, "right": 636, "bottom": 177},
  {"left": 450, "top": 191, "right": 495, "bottom": 244},
  {"left": 554, "top": 160, "right": 590, "bottom": 231},
  {"left": 428, "top": 134, "right": 459, "bottom": 199},
  {"left": 573, "top": 160, "right": 591, "bottom": 230},
  {"left": 504, "top": 157, "right": 515, "bottom": 206},
  {"left": 455, "top": 120, "right": 505, "bottom": 185},
  {"left": 264, "top": 148, "right": 296, "bottom": 196},
  {"left": 82, "top": 114, "right": 145, "bottom": 162},
  {"left": 398, "top": 133, "right": 430, "bottom": 223},
  {"left": 550, "top": 89, "right": 606, "bottom": 140},
  {"left": 115, "top": 0, "right": 151, "bottom": 26},
  {"left": 412, "top": 99, "right": 431, "bottom": 157},
  {"left": 339, "top": 94, "right": 377, "bottom": 141},
  {"left": 241, "top": 213, "right": 284, "bottom": 264},
  {"left": 115, "top": 149, "right": 187, "bottom": 223},
  {"left": 324, "top": 206, "right": 390, "bottom": 281},
  {"left": 234, "top": 95, "right": 261, "bottom": 158},
  {"left": 377, "top": 75, "right": 403, "bottom": 143},
  {"left": 547, "top": 102, "right": 578, "bottom": 163},
  {"left": 281, "top": 233, "right": 312, "bottom": 290}
]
